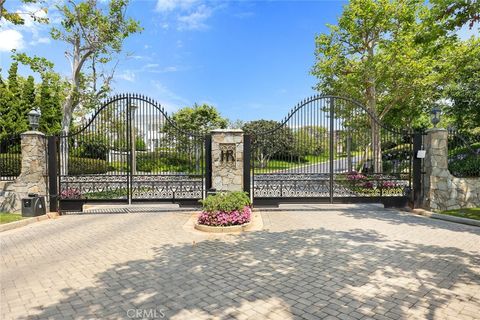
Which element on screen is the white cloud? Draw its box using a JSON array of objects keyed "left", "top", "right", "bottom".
[
  {"left": 177, "top": 4, "right": 212, "bottom": 31},
  {"left": 151, "top": 80, "right": 189, "bottom": 111},
  {"left": 155, "top": 0, "right": 199, "bottom": 13},
  {"left": 154, "top": 0, "right": 217, "bottom": 31},
  {"left": 146, "top": 63, "right": 160, "bottom": 68},
  {"left": 117, "top": 70, "right": 136, "bottom": 82},
  {"left": 0, "top": 2, "right": 57, "bottom": 51},
  {"left": 30, "top": 36, "right": 51, "bottom": 46},
  {"left": 0, "top": 29, "right": 24, "bottom": 52}
]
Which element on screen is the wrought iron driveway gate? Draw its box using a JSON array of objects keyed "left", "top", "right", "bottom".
[
  {"left": 56, "top": 94, "right": 206, "bottom": 210},
  {"left": 250, "top": 95, "right": 413, "bottom": 207}
]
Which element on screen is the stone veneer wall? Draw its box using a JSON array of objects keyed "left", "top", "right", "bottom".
[
  {"left": 423, "top": 128, "right": 480, "bottom": 211},
  {"left": 0, "top": 131, "right": 48, "bottom": 213},
  {"left": 211, "top": 129, "right": 244, "bottom": 192}
]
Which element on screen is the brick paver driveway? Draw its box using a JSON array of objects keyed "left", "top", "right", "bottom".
[{"left": 1, "top": 204, "right": 479, "bottom": 320}]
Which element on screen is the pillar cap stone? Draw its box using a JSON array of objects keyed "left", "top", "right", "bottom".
[
  {"left": 21, "top": 131, "right": 46, "bottom": 137},
  {"left": 211, "top": 129, "right": 244, "bottom": 133},
  {"left": 425, "top": 128, "right": 447, "bottom": 133}
]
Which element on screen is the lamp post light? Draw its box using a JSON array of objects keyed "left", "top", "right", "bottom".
[
  {"left": 431, "top": 105, "right": 441, "bottom": 128},
  {"left": 28, "top": 109, "right": 41, "bottom": 131}
]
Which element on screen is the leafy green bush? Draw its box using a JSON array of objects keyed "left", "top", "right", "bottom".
[
  {"left": 136, "top": 137, "right": 147, "bottom": 151},
  {"left": 449, "top": 142, "right": 480, "bottom": 157},
  {"left": 76, "top": 134, "right": 109, "bottom": 160},
  {"left": 113, "top": 136, "right": 147, "bottom": 151},
  {"left": 68, "top": 157, "right": 109, "bottom": 175},
  {"left": 449, "top": 156, "right": 480, "bottom": 177},
  {"left": 382, "top": 143, "right": 410, "bottom": 161},
  {"left": 381, "top": 141, "right": 397, "bottom": 150},
  {"left": 0, "top": 154, "right": 21, "bottom": 177},
  {"left": 136, "top": 152, "right": 195, "bottom": 172},
  {"left": 200, "top": 191, "right": 251, "bottom": 213}
]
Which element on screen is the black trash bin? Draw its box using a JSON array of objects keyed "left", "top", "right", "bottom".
[{"left": 21, "top": 194, "right": 46, "bottom": 217}]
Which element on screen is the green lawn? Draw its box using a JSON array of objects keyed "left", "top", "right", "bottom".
[
  {"left": 0, "top": 213, "right": 24, "bottom": 224},
  {"left": 255, "top": 154, "right": 330, "bottom": 173},
  {"left": 439, "top": 207, "right": 480, "bottom": 221}
]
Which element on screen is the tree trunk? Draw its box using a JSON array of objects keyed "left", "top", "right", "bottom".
[
  {"left": 59, "top": 89, "right": 75, "bottom": 175},
  {"left": 365, "top": 42, "right": 382, "bottom": 174},
  {"left": 371, "top": 120, "right": 382, "bottom": 173}
]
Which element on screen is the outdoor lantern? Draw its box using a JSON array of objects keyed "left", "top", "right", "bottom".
[
  {"left": 28, "top": 109, "right": 41, "bottom": 131},
  {"left": 430, "top": 105, "right": 441, "bottom": 128}
]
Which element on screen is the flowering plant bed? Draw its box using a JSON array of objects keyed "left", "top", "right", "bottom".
[
  {"left": 198, "top": 205, "right": 252, "bottom": 226},
  {"left": 197, "top": 191, "right": 252, "bottom": 228},
  {"left": 339, "top": 171, "right": 405, "bottom": 196}
]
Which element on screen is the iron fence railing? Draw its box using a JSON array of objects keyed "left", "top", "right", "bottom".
[
  {"left": 0, "top": 134, "right": 22, "bottom": 181},
  {"left": 447, "top": 128, "right": 480, "bottom": 177}
]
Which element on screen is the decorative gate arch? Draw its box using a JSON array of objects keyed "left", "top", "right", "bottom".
[
  {"left": 56, "top": 93, "right": 207, "bottom": 210},
  {"left": 249, "top": 95, "right": 412, "bottom": 207}
]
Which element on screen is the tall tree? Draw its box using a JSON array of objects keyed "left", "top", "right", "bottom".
[
  {"left": 311, "top": 0, "right": 437, "bottom": 172},
  {"left": 164, "top": 103, "right": 228, "bottom": 136},
  {"left": 0, "top": 73, "right": 15, "bottom": 139},
  {"left": 242, "top": 120, "right": 294, "bottom": 169},
  {"left": 38, "top": 73, "right": 63, "bottom": 135},
  {"left": 19, "top": 75, "right": 36, "bottom": 132},
  {"left": 0, "top": 0, "right": 48, "bottom": 27},
  {"left": 4, "top": 62, "right": 28, "bottom": 135},
  {"left": 442, "top": 37, "right": 480, "bottom": 133},
  {"left": 51, "top": 0, "right": 141, "bottom": 136}
]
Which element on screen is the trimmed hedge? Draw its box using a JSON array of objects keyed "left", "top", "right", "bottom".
[
  {"left": 136, "top": 152, "right": 195, "bottom": 172},
  {"left": 200, "top": 191, "right": 251, "bottom": 213},
  {"left": 0, "top": 154, "right": 21, "bottom": 177},
  {"left": 68, "top": 157, "right": 109, "bottom": 175},
  {"left": 449, "top": 156, "right": 480, "bottom": 177},
  {"left": 448, "top": 142, "right": 480, "bottom": 177}
]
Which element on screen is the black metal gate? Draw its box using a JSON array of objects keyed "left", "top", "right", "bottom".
[
  {"left": 250, "top": 95, "right": 412, "bottom": 207},
  {"left": 56, "top": 94, "right": 206, "bottom": 211}
]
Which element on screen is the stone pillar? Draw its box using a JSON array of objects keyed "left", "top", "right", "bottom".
[
  {"left": 423, "top": 129, "right": 449, "bottom": 211},
  {"left": 0, "top": 131, "right": 48, "bottom": 212},
  {"left": 211, "top": 129, "right": 244, "bottom": 192},
  {"left": 422, "top": 128, "right": 480, "bottom": 211}
]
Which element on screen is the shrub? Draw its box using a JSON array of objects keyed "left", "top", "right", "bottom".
[
  {"left": 198, "top": 206, "right": 251, "bottom": 226},
  {"left": 346, "top": 171, "right": 366, "bottom": 181},
  {"left": 68, "top": 157, "right": 109, "bottom": 175},
  {"left": 136, "top": 152, "right": 194, "bottom": 172},
  {"left": 113, "top": 136, "right": 147, "bottom": 151},
  {"left": 382, "top": 144, "right": 410, "bottom": 161},
  {"left": 0, "top": 154, "right": 21, "bottom": 177},
  {"left": 449, "top": 142, "right": 480, "bottom": 158},
  {"left": 198, "top": 191, "right": 252, "bottom": 226},
  {"left": 76, "top": 134, "right": 109, "bottom": 160},
  {"left": 60, "top": 188, "right": 82, "bottom": 199},
  {"left": 200, "top": 191, "right": 251, "bottom": 213},
  {"left": 449, "top": 156, "right": 480, "bottom": 177},
  {"left": 381, "top": 141, "right": 397, "bottom": 150}
]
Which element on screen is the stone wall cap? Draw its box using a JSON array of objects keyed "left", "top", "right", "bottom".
[
  {"left": 21, "top": 131, "right": 46, "bottom": 136},
  {"left": 425, "top": 128, "right": 447, "bottom": 133},
  {"left": 211, "top": 129, "right": 244, "bottom": 133}
]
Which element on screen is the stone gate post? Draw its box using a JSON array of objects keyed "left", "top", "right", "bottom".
[
  {"left": 423, "top": 128, "right": 480, "bottom": 211},
  {"left": 210, "top": 129, "right": 244, "bottom": 192},
  {"left": 0, "top": 131, "right": 48, "bottom": 212}
]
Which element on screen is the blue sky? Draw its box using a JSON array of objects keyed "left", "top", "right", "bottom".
[{"left": 0, "top": 0, "right": 348, "bottom": 122}]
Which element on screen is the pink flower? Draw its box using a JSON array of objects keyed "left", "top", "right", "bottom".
[{"left": 198, "top": 206, "right": 251, "bottom": 226}]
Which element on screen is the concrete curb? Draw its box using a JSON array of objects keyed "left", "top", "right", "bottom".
[
  {"left": 412, "top": 209, "right": 480, "bottom": 227},
  {"left": 194, "top": 222, "right": 251, "bottom": 233},
  {"left": 0, "top": 212, "right": 60, "bottom": 233}
]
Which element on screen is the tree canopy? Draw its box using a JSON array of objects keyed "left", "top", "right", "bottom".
[{"left": 164, "top": 103, "right": 228, "bottom": 135}]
